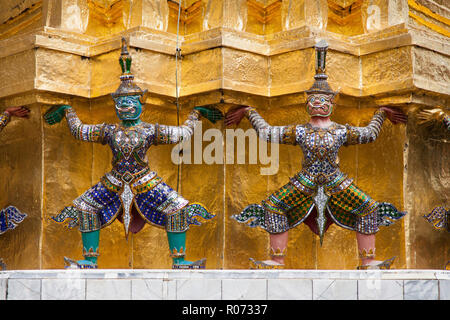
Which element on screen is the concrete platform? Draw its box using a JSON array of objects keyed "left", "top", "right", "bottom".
[{"left": 0, "top": 269, "right": 448, "bottom": 300}]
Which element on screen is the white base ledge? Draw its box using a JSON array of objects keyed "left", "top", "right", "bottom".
[{"left": 1, "top": 269, "right": 449, "bottom": 300}]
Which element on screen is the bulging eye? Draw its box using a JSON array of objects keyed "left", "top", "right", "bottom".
[
  {"left": 310, "top": 97, "right": 315, "bottom": 102},
  {"left": 320, "top": 97, "right": 325, "bottom": 102}
]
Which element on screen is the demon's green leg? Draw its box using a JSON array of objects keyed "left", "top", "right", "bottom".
[
  {"left": 64, "top": 210, "right": 100, "bottom": 269},
  {"left": 167, "top": 231, "right": 188, "bottom": 265},
  {"left": 81, "top": 230, "right": 100, "bottom": 266},
  {"left": 166, "top": 206, "right": 207, "bottom": 269}
]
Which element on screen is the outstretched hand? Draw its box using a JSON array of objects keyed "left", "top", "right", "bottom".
[
  {"left": 194, "top": 105, "right": 224, "bottom": 124},
  {"left": 44, "top": 105, "right": 71, "bottom": 125},
  {"left": 5, "top": 107, "right": 30, "bottom": 118},
  {"left": 380, "top": 106, "right": 407, "bottom": 125},
  {"left": 416, "top": 107, "right": 445, "bottom": 126},
  {"left": 225, "top": 105, "right": 251, "bottom": 126}
]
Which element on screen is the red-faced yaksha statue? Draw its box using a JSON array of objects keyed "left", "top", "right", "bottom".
[{"left": 227, "top": 40, "right": 408, "bottom": 270}]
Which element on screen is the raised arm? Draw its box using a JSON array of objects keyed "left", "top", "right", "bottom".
[
  {"left": 153, "top": 106, "right": 223, "bottom": 145},
  {"left": 44, "top": 105, "right": 111, "bottom": 144},
  {"left": 154, "top": 109, "right": 200, "bottom": 145},
  {"left": 226, "top": 106, "right": 299, "bottom": 145},
  {"left": 345, "top": 107, "right": 407, "bottom": 145},
  {"left": 345, "top": 109, "right": 386, "bottom": 145}
]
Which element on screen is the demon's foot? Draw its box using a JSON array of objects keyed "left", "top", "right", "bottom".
[
  {"left": 64, "top": 257, "right": 97, "bottom": 269},
  {"left": 357, "top": 256, "right": 396, "bottom": 270},
  {"left": 172, "top": 258, "right": 206, "bottom": 269},
  {"left": 249, "top": 258, "right": 284, "bottom": 269}
]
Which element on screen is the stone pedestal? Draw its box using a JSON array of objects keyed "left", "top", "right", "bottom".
[{"left": 1, "top": 269, "right": 449, "bottom": 300}]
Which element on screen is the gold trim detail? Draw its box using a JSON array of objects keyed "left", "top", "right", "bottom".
[
  {"left": 170, "top": 247, "right": 186, "bottom": 258},
  {"left": 359, "top": 247, "right": 376, "bottom": 259},
  {"left": 82, "top": 247, "right": 99, "bottom": 258},
  {"left": 408, "top": 0, "right": 450, "bottom": 26},
  {"left": 269, "top": 247, "right": 287, "bottom": 258},
  {"left": 408, "top": 0, "right": 450, "bottom": 37}
]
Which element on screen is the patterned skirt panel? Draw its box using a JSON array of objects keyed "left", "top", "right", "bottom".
[
  {"left": 0, "top": 206, "right": 27, "bottom": 235},
  {"left": 52, "top": 179, "right": 214, "bottom": 233},
  {"left": 423, "top": 206, "right": 448, "bottom": 232},
  {"left": 232, "top": 179, "right": 405, "bottom": 236}
]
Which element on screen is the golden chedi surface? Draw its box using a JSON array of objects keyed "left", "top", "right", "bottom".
[{"left": 0, "top": 0, "right": 448, "bottom": 270}]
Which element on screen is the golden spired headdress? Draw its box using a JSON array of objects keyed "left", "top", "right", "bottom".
[
  {"left": 111, "top": 37, "right": 148, "bottom": 104},
  {"left": 305, "top": 40, "right": 338, "bottom": 96}
]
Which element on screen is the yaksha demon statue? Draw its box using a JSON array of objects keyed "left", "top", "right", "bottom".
[
  {"left": 227, "top": 40, "right": 407, "bottom": 270},
  {"left": 45, "top": 38, "right": 221, "bottom": 269},
  {"left": 417, "top": 107, "right": 449, "bottom": 269},
  {"left": 0, "top": 106, "right": 29, "bottom": 269}
]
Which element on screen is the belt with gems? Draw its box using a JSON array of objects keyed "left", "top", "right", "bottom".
[
  {"left": 290, "top": 170, "right": 353, "bottom": 244},
  {"left": 101, "top": 168, "right": 163, "bottom": 194},
  {"left": 290, "top": 171, "right": 353, "bottom": 195},
  {"left": 100, "top": 167, "right": 163, "bottom": 236}
]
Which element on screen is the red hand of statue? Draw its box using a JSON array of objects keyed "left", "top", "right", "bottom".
[
  {"left": 5, "top": 107, "right": 30, "bottom": 118},
  {"left": 380, "top": 106, "right": 407, "bottom": 125},
  {"left": 225, "top": 105, "right": 251, "bottom": 126}
]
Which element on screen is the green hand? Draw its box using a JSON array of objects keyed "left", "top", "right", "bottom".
[
  {"left": 194, "top": 106, "right": 224, "bottom": 124},
  {"left": 44, "top": 105, "right": 71, "bottom": 125}
]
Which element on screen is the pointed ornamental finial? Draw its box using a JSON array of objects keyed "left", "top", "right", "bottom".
[
  {"left": 119, "top": 37, "right": 132, "bottom": 74},
  {"left": 111, "top": 37, "right": 148, "bottom": 103},
  {"left": 314, "top": 39, "right": 329, "bottom": 75},
  {"left": 306, "top": 39, "right": 338, "bottom": 96}
]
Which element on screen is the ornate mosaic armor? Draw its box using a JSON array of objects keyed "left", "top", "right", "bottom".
[
  {"left": 0, "top": 206, "right": 27, "bottom": 235},
  {"left": 0, "top": 112, "right": 10, "bottom": 132},
  {"left": 232, "top": 108, "right": 405, "bottom": 243},
  {"left": 52, "top": 107, "right": 213, "bottom": 237},
  {"left": 424, "top": 207, "right": 449, "bottom": 232}
]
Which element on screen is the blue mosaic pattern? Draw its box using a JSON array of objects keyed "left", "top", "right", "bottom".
[
  {"left": 134, "top": 182, "right": 173, "bottom": 227},
  {"left": 0, "top": 206, "right": 27, "bottom": 235}
]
